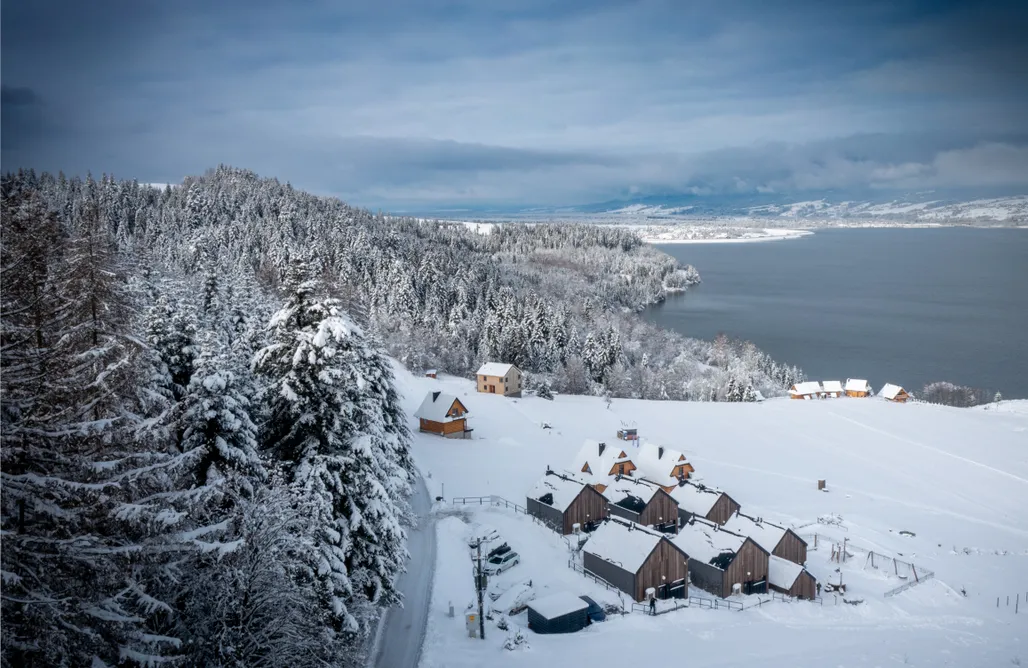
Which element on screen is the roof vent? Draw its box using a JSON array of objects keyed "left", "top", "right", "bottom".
[
  {"left": 432, "top": 391, "right": 441, "bottom": 401},
  {"left": 598, "top": 442, "right": 606, "bottom": 456},
  {"left": 539, "top": 492, "right": 554, "bottom": 506},
  {"left": 658, "top": 446, "right": 664, "bottom": 459}
]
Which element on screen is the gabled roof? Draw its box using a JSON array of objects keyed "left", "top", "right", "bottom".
[
  {"left": 633, "top": 442, "right": 691, "bottom": 487},
  {"left": 414, "top": 392, "right": 468, "bottom": 423},
  {"left": 768, "top": 555, "right": 806, "bottom": 589},
  {"left": 879, "top": 383, "right": 907, "bottom": 400},
  {"left": 572, "top": 440, "right": 631, "bottom": 483},
  {"left": 527, "top": 471, "right": 591, "bottom": 512},
  {"left": 667, "top": 480, "right": 728, "bottom": 516},
  {"left": 789, "top": 381, "right": 822, "bottom": 396},
  {"left": 721, "top": 513, "right": 800, "bottom": 554},
  {"left": 845, "top": 378, "right": 870, "bottom": 392},
  {"left": 672, "top": 518, "right": 753, "bottom": 566},
  {"left": 583, "top": 519, "right": 667, "bottom": 573},
  {"left": 822, "top": 380, "right": 844, "bottom": 393},
  {"left": 603, "top": 477, "right": 663, "bottom": 511},
  {"left": 477, "top": 362, "right": 518, "bottom": 377}
]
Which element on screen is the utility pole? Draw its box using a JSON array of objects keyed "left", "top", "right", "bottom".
[{"left": 474, "top": 539, "right": 486, "bottom": 640}]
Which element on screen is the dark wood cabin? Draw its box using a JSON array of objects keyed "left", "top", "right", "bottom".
[
  {"left": 673, "top": 518, "right": 770, "bottom": 598},
  {"left": 526, "top": 470, "right": 608, "bottom": 535},
  {"left": 582, "top": 518, "right": 690, "bottom": 602},
  {"left": 414, "top": 391, "right": 472, "bottom": 439},
  {"left": 769, "top": 555, "right": 817, "bottom": 600},
  {"left": 604, "top": 478, "right": 679, "bottom": 533},
  {"left": 669, "top": 480, "right": 741, "bottom": 526}
]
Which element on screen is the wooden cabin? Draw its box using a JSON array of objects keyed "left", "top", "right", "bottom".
[
  {"left": 668, "top": 480, "right": 741, "bottom": 526},
  {"left": 722, "top": 512, "right": 808, "bottom": 565},
  {"left": 673, "top": 517, "right": 770, "bottom": 598},
  {"left": 879, "top": 383, "right": 911, "bottom": 403},
  {"left": 768, "top": 556, "right": 817, "bottom": 600},
  {"left": 572, "top": 440, "right": 636, "bottom": 490},
  {"left": 789, "top": 381, "right": 823, "bottom": 400},
  {"left": 633, "top": 442, "right": 694, "bottom": 488},
  {"left": 476, "top": 362, "right": 523, "bottom": 397},
  {"left": 424, "top": 369, "right": 437, "bottom": 379},
  {"left": 603, "top": 478, "right": 679, "bottom": 534},
  {"left": 526, "top": 470, "right": 609, "bottom": 535},
  {"left": 617, "top": 427, "right": 639, "bottom": 441},
  {"left": 413, "top": 391, "right": 472, "bottom": 439},
  {"left": 821, "top": 380, "right": 844, "bottom": 398},
  {"left": 844, "top": 378, "right": 871, "bottom": 397},
  {"left": 582, "top": 518, "right": 690, "bottom": 602}
]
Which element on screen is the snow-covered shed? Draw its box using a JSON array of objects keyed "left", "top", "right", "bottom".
[
  {"left": 414, "top": 391, "right": 472, "bottom": 439},
  {"left": 603, "top": 477, "right": 679, "bottom": 533},
  {"left": 789, "top": 381, "right": 823, "bottom": 399},
  {"left": 721, "top": 512, "right": 808, "bottom": 565},
  {"left": 879, "top": 383, "right": 911, "bottom": 403},
  {"left": 673, "top": 517, "right": 770, "bottom": 598},
  {"left": 582, "top": 518, "right": 689, "bottom": 602},
  {"left": 476, "top": 362, "right": 522, "bottom": 397},
  {"left": 667, "top": 479, "right": 741, "bottom": 526},
  {"left": 768, "top": 556, "right": 817, "bottom": 600},
  {"left": 423, "top": 368, "right": 437, "bottom": 379},
  {"left": 525, "top": 470, "right": 608, "bottom": 535},
  {"left": 526, "top": 592, "right": 590, "bottom": 634},
  {"left": 822, "top": 380, "right": 844, "bottom": 398},
  {"left": 633, "top": 442, "right": 694, "bottom": 488},
  {"left": 572, "top": 440, "right": 636, "bottom": 488},
  {"left": 845, "top": 378, "right": 871, "bottom": 397}
]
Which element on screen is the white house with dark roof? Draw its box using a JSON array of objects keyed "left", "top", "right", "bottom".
[{"left": 476, "top": 362, "right": 522, "bottom": 397}]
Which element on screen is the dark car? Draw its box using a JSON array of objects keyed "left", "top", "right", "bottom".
[{"left": 578, "top": 596, "right": 606, "bottom": 623}]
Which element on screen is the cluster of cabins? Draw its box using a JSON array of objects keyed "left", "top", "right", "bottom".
[
  {"left": 790, "top": 379, "right": 910, "bottom": 402},
  {"left": 526, "top": 440, "right": 817, "bottom": 603}
]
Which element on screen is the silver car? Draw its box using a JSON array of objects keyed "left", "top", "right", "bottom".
[{"left": 483, "top": 550, "right": 520, "bottom": 575}]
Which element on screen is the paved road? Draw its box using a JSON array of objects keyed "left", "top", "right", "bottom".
[{"left": 371, "top": 475, "right": 436, "bottom": 668}]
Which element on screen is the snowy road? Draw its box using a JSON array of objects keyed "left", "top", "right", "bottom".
[{"left": 371, "top": 474, "right": 435, "bottom": 668}]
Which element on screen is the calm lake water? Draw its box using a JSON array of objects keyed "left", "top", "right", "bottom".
[{"left": 648, "top": 228, "right": 1028, "bottom": 399}]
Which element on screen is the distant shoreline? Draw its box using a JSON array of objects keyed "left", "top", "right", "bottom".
[{"left": 641, "top": 229, "right": 814, "bottom": 244}]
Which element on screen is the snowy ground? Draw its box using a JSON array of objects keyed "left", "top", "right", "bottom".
[
  {"left": 396, "top": 366, "right": 1028, "bottom": 667},
  {"left": 635, "top": 226, "right": 814, "bottom": 244}
]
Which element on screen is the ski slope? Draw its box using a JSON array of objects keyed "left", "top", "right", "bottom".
[{"left": 395, "top": 365, "right": 1028, "bottom": 667}]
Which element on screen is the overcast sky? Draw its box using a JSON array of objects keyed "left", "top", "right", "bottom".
[{"left": 3, "top": 0, "right": 1027, "bottom": 209}]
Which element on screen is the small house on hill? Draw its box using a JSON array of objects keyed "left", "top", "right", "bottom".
[
  {"left": 476, "top": 362, "right": 522, "bottom": 397},
  {"left": 573, "top": 440, "right": 636, "bottom": 489},
  {"left": 424, "top": 369, "right": 437, "bottom": 379},
  {"left": 789, "top": 381, "right": 823, "bottom": 399},
  {"left": 668, "top": 480, "right": 741, "bottom": 526},
  {"left": 414, "top": 391, "right": 472, "bottom": 439},
  {"left": 603, "top": 478, "right": 679, "bottom": 533},
  {"left": 526, "top": 593, "right": 590, "bottom": 634},
  {"left": 673, "top": 517, "right": 770, "bottom": 598},
  {"left": 722, "top": 513, "right": 808, "bottom": 565},
  {"left": 845, "top": 378, "right": 871, "bottom": 397},
  {"left": 768, "top": 556, "right": 817, "bottom": 600},
  {"left": 879, "top": 383, "right": 911, "bottom": 403},
  {"left": 526, "top": 470, "right": 608, "bottom": 535},
  {"left": 634, "top": 442, "right": 694, "bottom": 489},
  {"left": 821, "top": 380, "right": 844, "bottom": 398},
  {"left": 582, "top": 518, "right": 690, "bottom": 602}
]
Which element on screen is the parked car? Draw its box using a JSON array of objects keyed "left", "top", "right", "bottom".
[
  {"left": 483, "top": 550, "right": 520, "bottom": 575},
  {"left": 578, "top": 595, "right": 606, "bottom": 623}
]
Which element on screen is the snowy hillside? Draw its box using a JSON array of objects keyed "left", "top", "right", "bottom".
[
  {"left": 746, "top": 196, "right": 1028, "bottom": 222},
  {"left": 396, "top": 365, "right": 1028, "bottom": 667}
]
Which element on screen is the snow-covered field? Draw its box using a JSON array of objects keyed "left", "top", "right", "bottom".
[
  {"left": 633, "top": 226, "right": 813, "bottom": 244},
  {"left": 397, "top": 366, "right": 1028, "bottom": 667}
]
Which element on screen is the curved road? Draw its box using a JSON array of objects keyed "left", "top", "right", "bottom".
[{"left": 371, "top": 475, "right": 436, "bottom": 668}]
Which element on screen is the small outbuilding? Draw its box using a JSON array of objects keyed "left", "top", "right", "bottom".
[
  {"left": 603, "top": 478, "right": 679, "bottom": 533},
  {"left": 673, "top": 517, "right": 770, "bottom": 598},
  {"left": 668, "top": 479, "right": 741, "bottom": 526},
  {"left": 526, "top": 592, "right": 590, "bottom": 634},
  {"left": 582, "top": 518, "right": 690, "bottom": 602},
  {"left": 722, "top": 512, "right": 808, "bottom": 565},
  {"left": 768, "top": 555, "right": 817, "bottom": 600},
  {"left": 476, "top": 362, "right": 522, "bottom": 397},
  {"left": 845, "top": 378, "right": 871, "bottom": 397},
  {"left": 526, "top": 470, "right": 609, "bottom": 535},
  {"left": 424, "top": 369, "right": 437, "bottom": 379},
  {"left": 821, "top": 380, "right": 844, "bottom": 398},
  {"left": 414, "top": 391, "right": 472, "bottom": 439},
  {"left": 880, "top": 383, "right": 911, "bottom": 403},
  {"left": 789, "top": 381, "right": 823, "bottom": 400}
]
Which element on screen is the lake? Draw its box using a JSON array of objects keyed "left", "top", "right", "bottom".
[{"left": 647, "top": 228, "right": 1028, "bottom": 400}]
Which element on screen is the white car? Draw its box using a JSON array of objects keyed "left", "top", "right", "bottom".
[{"left": 483, "top": 550, "right": 520, "bottom": 575}]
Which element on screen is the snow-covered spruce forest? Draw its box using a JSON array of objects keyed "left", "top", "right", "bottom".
[{"left": 1, "top": 166, "right": 800, "bottom": 665}]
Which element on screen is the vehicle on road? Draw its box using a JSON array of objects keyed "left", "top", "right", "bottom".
[{"left": 483, "top": 550, "right": 520, "bottom": 575}]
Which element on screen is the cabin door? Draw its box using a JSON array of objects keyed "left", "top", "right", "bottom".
[
  {"left": 669, "top": 579, "right": 686, "bottom": 599},
  {"left": 743, "top": 579, "right": 767, "bottom": 595},
  {"left": 488, "top": 385, "right": 496, "bottom": 393}
]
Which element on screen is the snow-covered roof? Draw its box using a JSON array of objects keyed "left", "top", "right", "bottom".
[
  {"left": 845, "top": 378, "right": 870, "bottom": 393},
  {"left": 583, "top": 520, "right": 664, "bottom": 573},
  {"left": 424, "top": 368, "right": 438, "bottom": 374},
  {"left": 632, "top": 442, "right": 691, "bottom": 487},
  {"left": 604, "top": 478, "right": 661, "bottom": 508},
  {"left": 527, "top": 592, "right": 589, "bottom": 619},
  {"left": 667, "top": 481, "right": 725, "bottom": 516},
  {"left": 721, "top": 513, "right": 790, "bottom": 554},
  {"left": 413, "top": 392, "right": 468, "bottom": 422},
  {"left": 768, "top": 555, "right": 805, "bottom": 589},
  {"left": 880, "top": 383, "right": 906, "bottom": 400},
  {"left": 572, "top": 440, "right": 631, "bottom": 483},
  {"left": 789, "top": 381, "right": 822, "bottom": 396},
  {"left": 822, "top": 381, "right": 844, "bottom": 393},
  {"left": 477, "top": 362, "right": 517, "bottom": 377},
  {"left": 527, "top": 472, "right": 589, "bottom": 512},
  {"left": 672, "top": 519, "right": 748, "bottom": 565}
]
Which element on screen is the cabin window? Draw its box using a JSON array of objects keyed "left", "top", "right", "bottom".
[{"left": 618, "top": 464, "right": 625, "bottom": 475}]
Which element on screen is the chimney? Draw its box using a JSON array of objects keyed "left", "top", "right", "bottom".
[
  {"left": 658, "top": 446, "right": 664, "bottom": 459},
  {"left": 598, "top": 442, "right": 606, "bottom": 456},
  {"left": 432, "top": 391, "right": 441, "bottom": 401}
]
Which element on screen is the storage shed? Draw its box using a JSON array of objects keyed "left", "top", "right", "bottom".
[
  {"left": 604, "top": 478, "right": 679, "bottom": 533},
  {"left": 526, "top": 592, "right": 590, "bottom": 634},
  {"left": 582, "top": 518, "right": 690, "bottom": 602},
  {"left": 673, "top": 517, "right": 770, "bottom": 598},
  {"left": 789, "top": 381, "right": 823, "bottom": 399},
  {"left": 768, "top": 556, "right": 817, "bottom": 600},
  {"left": 668, "top": 480, "right": 741, "bottom": 526},
  {"left": 879, "top": 383, "right": 911, "bottom": 403},
  {"left": 413, "top": 391, "right": 472, "bottom": 439},
  {"left": 845, "top": 378, "right": 871, "bottom": 397},
  {"left": 476, "top": 362, "right": 523, "bottom": 397},
  {"left": 722, "top": 512, "right": 808, "bottom": 565},
  {"left": 526, "top": 470, "right": 608, "bottom": 535}
]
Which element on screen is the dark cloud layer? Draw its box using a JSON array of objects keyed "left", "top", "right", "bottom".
[{"left": 2, "top": 0, "right": 1026, "bottom": 208}]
